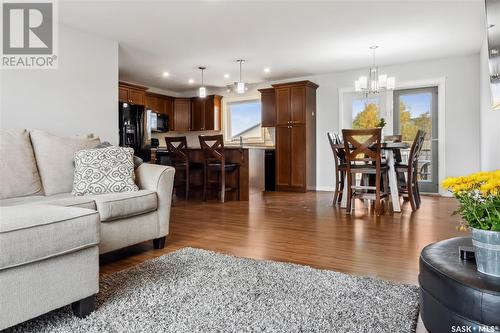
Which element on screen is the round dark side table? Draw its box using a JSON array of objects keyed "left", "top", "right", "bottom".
[{"left": 419, "top": 237, "right": 500, "bottom": 333}]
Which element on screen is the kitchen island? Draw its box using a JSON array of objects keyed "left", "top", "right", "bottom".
[{"left": 150, "top": 146, "right": 271, "bottom": 201}]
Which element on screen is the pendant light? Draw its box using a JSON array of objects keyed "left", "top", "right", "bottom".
[
  {"left": 354, "top": 46, "right": 395, "bottom": 96},
  {"left": 236, "top": 60, "right": 245, "bottom": 94},
  {"left": 198, "top": 66, "right": 206, "bottom": 98}
]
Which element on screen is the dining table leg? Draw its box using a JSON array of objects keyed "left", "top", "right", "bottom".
[
  {"left": 387, "top": 150, "right": 401, "bottom": 212},
  {"left": 340, "top": 175, "right": 348, "bottom": 208}
]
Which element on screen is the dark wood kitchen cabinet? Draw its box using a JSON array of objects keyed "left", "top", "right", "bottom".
[
  {"left": 145, "top": 93, "right": 160, "bottom": 112},
  {"left": 118, "top": 81, "right": 221, "bottom": 132},
  {"left": 146, "top": 93, "right": 175, "bottom": 130},
  {"left": 258, "top": 88, "right": 276, "bottom": 127},
  {"left": 173, "top": 98, "right": 191, "bottom": 131},
  {"left": 272, "top": 81, "right": 318, "bottom": 192},
  {"left": 163, "top": 97, "right": 174, "bottom": 130},
  {"left": 119, "top": 82, "right": 147, "bottom": 106},
  {"left": 190, "top": 95, "right": 222, "bottom": 131}
]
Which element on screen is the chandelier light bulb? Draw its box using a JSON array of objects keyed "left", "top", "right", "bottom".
[{"left": 358, "top": 76, "right": 368, "bottom": 90}]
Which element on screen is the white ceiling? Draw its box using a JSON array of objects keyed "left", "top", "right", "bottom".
[{"left": 60, "top": 0, "right": 486, "bottom": 92}]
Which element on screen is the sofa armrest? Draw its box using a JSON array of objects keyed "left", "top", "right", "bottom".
[{"left": 135, "top": 164, "right": 175, "bottom": 237}]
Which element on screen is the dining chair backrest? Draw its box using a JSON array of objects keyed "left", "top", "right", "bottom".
[
  {"left": 327, "top": 132, "right": 345, "bottom": 163},
  {"left": 342, "top": 128, "right": 382, "bottom": 165},
  {"left": 408, "top": 130, "right": 426, "bottom": 168},
  {"left": 334, "top": 132, "right": 343, "bottom": 145},
  {"left": 199, "top": 134, "right": 225, "bottom": 163},
  {"left": 164, "top": 136, "right": 188, "bottom": 163}
]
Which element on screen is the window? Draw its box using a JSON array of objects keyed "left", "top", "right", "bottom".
[
  {"left": 340, "top": 90, "right": 386, "bottom": 130},
  {"left": 352, "top": 97, "right": 381, "bottom": 129},
  {"left": 225, "top": 98, "right": 263, "bottom": 142}
]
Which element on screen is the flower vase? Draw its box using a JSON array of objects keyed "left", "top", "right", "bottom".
[{"left": 472, "top": 228, "right": 500, "bottom": 277}]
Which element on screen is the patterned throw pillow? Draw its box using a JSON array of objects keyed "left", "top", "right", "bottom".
[{"left": 72, "top": 146, "right": 139, "bottom": 196}]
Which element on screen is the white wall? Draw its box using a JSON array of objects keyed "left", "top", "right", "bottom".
[
  {"left": 0, "top": 25, "right": 119, "bottom": 144},
  {"left": 214, "top": 54, "right": 482, "bottom": 191},
  {"left": 479, "top": 37, "right": 500, "bottom": 171}
]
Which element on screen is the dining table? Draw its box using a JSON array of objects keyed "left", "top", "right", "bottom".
[{"left": 334, "top": 141, "right": 410, "bottom": 213}]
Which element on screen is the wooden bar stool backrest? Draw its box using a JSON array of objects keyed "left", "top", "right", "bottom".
[
  {"left": 408, "top": 130, "right": 426, "bottom": 168},
  {"left": 164, "top": 136, "right": 188, "bottom": 164},
  {"left": 199, "top": 134, "right": 225, "bottom": 163},
  {"left": 341, "top": 128, "right": 382, "bottom": 165}
]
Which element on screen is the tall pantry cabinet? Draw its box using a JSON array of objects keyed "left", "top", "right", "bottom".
[{"left": 272, "top": 81, "right": 318, "bottom": 192}]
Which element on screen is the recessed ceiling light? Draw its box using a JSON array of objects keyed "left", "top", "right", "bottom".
[
  {"left": 224, "top": 73, "right": 230, "bottom": 79},
  {"left": 188, "top": 79, "right": 195, "bottom": 84},
  {"left": 264, "top": 67, "right": 270, "bottom": 73},
  {"left": 162, "top": 71, "right": 170, "bottom": 77}
]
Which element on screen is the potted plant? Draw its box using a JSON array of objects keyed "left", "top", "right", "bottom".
[
  {"left": 377, "top": 118, "right": 387, "bottom": 129},
  {"left": 377, "top": 118, "right": 387, "bottom": 137},
  {"left": 442, "top": 170, "right": 500, "bottom": 277}
]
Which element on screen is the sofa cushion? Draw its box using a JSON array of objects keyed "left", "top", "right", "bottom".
[
  {"left": 72, "top": 146, "right": 139, "bottom": 196},
  {"left": 0, "top": 205, "right": 100, "bottom": 270},
  {"left": 30, "top": 130, "right": 100, "bottom": 196},
  {"left": 0, "top": 193, "right": 96, "bottom": 210},
  {"left": 0, "top": 129, "right": 43, "bottom": 199},
  {"left": 89, "top": 190, "right": 157, "bottom": 222}
]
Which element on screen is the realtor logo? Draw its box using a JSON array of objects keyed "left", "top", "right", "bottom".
[{"left": 1, "top": 0, "right": 58, "bottom": 68}]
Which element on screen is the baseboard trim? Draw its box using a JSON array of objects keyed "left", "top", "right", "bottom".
[{"left": 313, "top": 186, "right": 335, "bottom": 192}]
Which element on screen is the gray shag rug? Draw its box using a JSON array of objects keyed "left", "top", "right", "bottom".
[{"left": 6, "top": 248, "right": 419, "bottom": 332}]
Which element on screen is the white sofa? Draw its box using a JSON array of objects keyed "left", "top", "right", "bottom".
[{"left": 0, "top": 129, "right": 175, "bottom": 330}]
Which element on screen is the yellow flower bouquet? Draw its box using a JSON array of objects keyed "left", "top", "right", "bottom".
[
  {"left": 442, "top": 170, "right": 500, "bottom": 231},
  {"left": 443, "top": 170, "right": 500, "bottom": 276}
]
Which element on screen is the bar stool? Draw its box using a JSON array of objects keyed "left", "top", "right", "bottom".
[
  {"left": 164, "top": 136, "right": 200, "bottom": 200},
  {"left": 198, "top": 134, "right": 240, "bottom": 202}
]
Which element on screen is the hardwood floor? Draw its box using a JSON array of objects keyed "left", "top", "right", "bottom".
[{"left": 100, "top": 191, "right": 464, "bottom": 285}]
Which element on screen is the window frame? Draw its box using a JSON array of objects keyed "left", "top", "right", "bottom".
[{"left": 222, "top": 94, "right": 265, "bottom": 144}]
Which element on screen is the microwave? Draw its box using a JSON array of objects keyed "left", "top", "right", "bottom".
[{"left": 150, "top": 112, "right": 169, "bottom": 133}]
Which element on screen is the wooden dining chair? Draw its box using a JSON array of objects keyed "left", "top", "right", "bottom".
[
  {"left": 395, "top": 130, "right": 426, "bottom": 211},
  {"left": 164, "top": 136, "right": 195, "bottom": 200},
  {"left": 199, "top": 134, "right": 240, "bottom": 202},
  {"left": 327, "top": 132, "right": 346, "bottom": 206},
  {"left": 342, "top": 128, "right": 389, "bottom": 215}
]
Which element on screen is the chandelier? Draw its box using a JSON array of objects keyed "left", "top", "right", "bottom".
[{"left": 354, "top": 46, "right": 395, "bottom": 96}]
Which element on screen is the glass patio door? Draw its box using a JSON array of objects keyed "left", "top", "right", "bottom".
[{"left": 393, "top": 87, "right": 438, "bottom": 193}]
